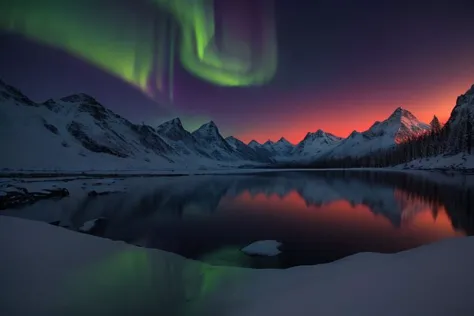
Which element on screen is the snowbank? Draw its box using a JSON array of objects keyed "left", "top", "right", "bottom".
[
  {"left": 241, "top": 240, "right": 282, "bottom": 256},
  {"left": 395, "top": 153, "right": 474, "bottom": 170},
  {"left": 1, "top": 216, "right": 474, "bottom": 316}
]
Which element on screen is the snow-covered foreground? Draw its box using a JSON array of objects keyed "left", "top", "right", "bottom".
[{"left": 1, "top": 216, "right": 474, "bottom": 316}]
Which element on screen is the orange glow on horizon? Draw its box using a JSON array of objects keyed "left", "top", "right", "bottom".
[{"left": 236, "top": 78, "right": 473, "bottom": 145}]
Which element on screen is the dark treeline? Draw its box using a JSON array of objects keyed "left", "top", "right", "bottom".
[{"left": 276, "top": 112, "right": 473, "bottom": 169}]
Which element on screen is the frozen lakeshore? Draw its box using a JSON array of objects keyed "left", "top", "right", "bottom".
[{"left": 1, "top": 215, "right": 474, "bottom": 316}]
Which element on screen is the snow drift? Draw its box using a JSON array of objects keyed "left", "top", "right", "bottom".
[{"left": 1, "top": 215, "right": 474, "bottom": 316}]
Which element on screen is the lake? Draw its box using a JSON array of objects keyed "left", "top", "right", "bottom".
[{"left": 3, "top": 170, "right": 473, "bottom": 268}]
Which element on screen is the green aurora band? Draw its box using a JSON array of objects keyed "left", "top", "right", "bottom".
[{"left": 0, "top": 0, "right": 277, "bottom": 100}]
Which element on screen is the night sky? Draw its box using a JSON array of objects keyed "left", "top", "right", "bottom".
[{"left": 1, "top": 0, "right": 473, "bottom": 144}]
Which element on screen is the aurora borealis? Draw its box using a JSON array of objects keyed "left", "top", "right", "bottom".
[
  {"left": 0, "top": 0, "right": 473, "bottom": 143},
  {"left": 0, "top": 0, "right": 276, "bottom": 100}
]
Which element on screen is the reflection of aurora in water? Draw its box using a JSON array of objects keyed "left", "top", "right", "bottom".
[
  {"left": 0, "top": 0, "right": 277, "bottom": 101},
  {"left": 62, "top": 247, "right": 246, "bottom": 315}
]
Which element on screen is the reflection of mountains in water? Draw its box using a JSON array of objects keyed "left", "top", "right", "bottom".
[{"left": 69, "top": 171, "right": 474, "bottom": 235}]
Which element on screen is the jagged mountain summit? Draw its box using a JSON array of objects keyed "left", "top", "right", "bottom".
[
  {"left": 0, "top": 80, "right": 271, "bottom": 171},
  {"left": 2, "top": 78, "right": 468, "bottom": 171},
  {"left": 226, "top": 136, "right": 274, "bottom": 163},
  {"left": 155, "top": 117, "right": 206, "bottom": 157},
  {"left": 273, "top": 137, "right": 294, "bottom": 155},
  {"left": 156, "top": 117, "right": 188, "bottom": 141},
  {"left": 191, "top": 121, "right": 237, "bottom": 160},
  {"left": 248, "top": 137, "right": 295, "bottom": 161},
  {"left": 0, "top": 84, "right": 179, "bottom": 170},
  {"left": 292, "top": 129, "right": 343, "bottom": 158},
  {"left": 444, "top": 84, "right": 474, "bottom": 153},
  {"left": 325, "top": 107, "right": 431, "bottom": 158}
]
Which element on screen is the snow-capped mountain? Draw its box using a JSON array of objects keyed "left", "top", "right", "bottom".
[
  {"left": 248, "top": 140, "right": 261, "bottom": 149},
  {"left": 156, "top": 117, "right": 190, "bottom": 142},
  {"left": 191, "top": 121, "right": 237, "bottom": 160},
  {"left": 0, "top": 80, "right": 270, "bottom": 171},
  {"left": 292, "top": 129, "right": 343, "bottom": 158},
  {"left": 248, "top": 140, "right": 276, "bottom": 159},
  {"left": 444, "top": 84, "right": 474, "bottom": 152},
  {"left": 272, "top": 137, "right": 294, "bottom": 155},
  {"left": 156, "top": 118, "right": 207, "bottom": 157},
  {"left": 2, "top": 78, "right": 470, "bottom": 171},
  {"left": 446, "top": 84, "right": 474, "bottom": 127},
  {"left": 0, "top": 82, "right": 182, "bottom": 170},
  {"left": 248, "top": 137, "right": 295, "bottom": 161},
  {"left": 325, "top": 107, "right": 430, "bottom": 158},
  {"left": 225, "top": 136, "right": 274, "bottom": 163}
]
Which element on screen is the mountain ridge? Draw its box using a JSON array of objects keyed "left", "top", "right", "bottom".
[{"left": 2, "top": 79, "right": 472, "bottom": 170}]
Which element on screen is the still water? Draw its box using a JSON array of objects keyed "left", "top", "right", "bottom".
[{"left": 5, "top": 170, "right": 474, "bottom": 268}]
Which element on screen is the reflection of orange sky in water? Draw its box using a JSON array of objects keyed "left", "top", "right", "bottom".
[{"left": 228, "top": 189, "right": 465, "bottom": 247}]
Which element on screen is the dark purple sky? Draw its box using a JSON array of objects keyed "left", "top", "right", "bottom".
[{"left": 1, "top": 0, "right": 474, "bottom": 143}]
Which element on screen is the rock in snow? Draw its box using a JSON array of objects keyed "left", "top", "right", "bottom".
[
  {"left": 78, "top": 217, "right": 103, "bottom": 232},
  {"left": 241, "top": 240, "right": 282, "bottom": 256},
  {"left": 1, "top": 216, "right": 474, "bottom": 315}
]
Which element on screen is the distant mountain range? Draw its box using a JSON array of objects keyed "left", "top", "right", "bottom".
[{"left": 0, "top": 78, "right": 472, "bottom": 171}]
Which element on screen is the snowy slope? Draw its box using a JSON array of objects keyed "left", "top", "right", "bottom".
[
  {"left": 225, "top": 136, "right": 274, "bottom": 163},
  {"left": 156, "top": 117, "right": 210, "bottom": 157},
  {"left": 271, "top": 137, "right": 294, "bottom": 155},
  {"left": 0, "top": 83, "right": 177, "bottom": 171},
  {"left": 191, "top": 121, "right": 237, "bottom": 160},
  {"left": 395, "top": 153, "right": 474, "bottom": 170},
  {"left": 292, "top": 129, "right": 343, "bottom": 159},
  {"left": 2, "top": 216, "right": 474, "bottom": 316},
  {"left": 392, "top": 84, "right": 474, "bottom": 170},
  {"left": 326, "top": 107, "right": 430, "bottom": 158},
  {"left": 248, "top": 138, "right": 295, "bottom": 161},
  {"left": 248, "top": 140, "right": 261, "bottom": 150},
  {"left": 0, "top": 80, "right": 270, "bottom": 171},
  {"left": 248, "top": 140, "right": 276, "bottom": 160}
]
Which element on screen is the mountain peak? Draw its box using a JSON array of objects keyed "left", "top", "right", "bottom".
[
  {"left": 391, "top": 106, "right": 406, "bottom": 115},
  {"left": 388, "top": 107, "right": 418, "bottom": 121},
  {"left": 303, "top": 129, "right": 325, "bottom": 141},
  {"left": 157, "top": 117, "right": 184, "bottom": 130},
  {"left": 169, "top": 117, "right": 182, "bottom": 125},
  {"left": 207, "top": 120, "right": 217, "bottom": 128},
  {"left": 314, "top": 129, "right": 326, "bottom": 136},
  {"left": 60, "top": 93, "right": 99, "bottom": 105},
  {"left": 349, "top": 130, "right": 360, "bottom": 138},
  {"left": 167, "top": 117, "right": 183, "bottom": 126},
  {"left": 263, "top": 140, "right": 274, "bottom": 146},
  {"left": 248, "top": 140, "right": 260, "bottom": 146},
  {"left": 198, "top": 120, "right": 218, "bottom": 130},
  {"left": 277, "top": 137, "right": 291, "bottom": 144},
  {"left": 193, "top": 121, "right": 221, "bottom": 138}
]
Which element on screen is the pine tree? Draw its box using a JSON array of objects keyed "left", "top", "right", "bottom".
[{"left": 430, "top": 115, "right": 442, "bottom": 132}]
